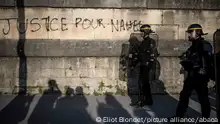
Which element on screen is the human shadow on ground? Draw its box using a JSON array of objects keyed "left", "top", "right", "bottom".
[
  {"left": 97, "top": 95, "right": 137, "bottom": 124},
  {"left": 53, "top": 86, "right": 96, "bottom": 124},
  {"left": 28, "top": 79, "right": 62, "bottom": 124},
  {"left": 146, "top": 60, "right": 201, "bottom": 118},
  {"left": 16, "top": 0, "right": 27, "bottom": 95},
  {"left": 0, "top": 94, "right": 34, "bottom": 124},
  {"left": 190, "top": 86, "right": 217, "bottom": 112}
]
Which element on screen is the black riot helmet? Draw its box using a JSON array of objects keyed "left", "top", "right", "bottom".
[
  {"left": 140, "top": 24, "right": 155, "bottom": 35},
  {"left": 186, "top": 24, "right": 208, "bottom": 41}
]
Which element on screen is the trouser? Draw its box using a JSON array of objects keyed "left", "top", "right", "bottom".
[
  {"left": 138, "top": 65, "right": 153, "bottom": 103},
  {"left": 176, "top": 72, "right": 211, "bottom": 118}
]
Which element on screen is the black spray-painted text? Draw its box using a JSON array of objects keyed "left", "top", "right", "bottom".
[{"left": 0, "top": 17, "right": 142, "bottom": 35}]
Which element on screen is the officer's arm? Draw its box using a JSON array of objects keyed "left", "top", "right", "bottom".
[
  {"left": 150, "top": 39, "right": 159, "bottom": 58},
  {"left": 128, "top": 44, "right": 139, "bottom": 68},
  {"left": 201, "top": 43, "right": 213, "bottom": 70}
]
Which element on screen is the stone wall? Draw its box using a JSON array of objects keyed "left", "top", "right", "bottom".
[
  {"left": 0, "top": 57, "right": 183, "bottom": 95},
  {"left": 1, "top": 8, "right": 220, "bottom": 56},
  {"left": 0, "top": 1, "right": 219, "bottom": 95},
  {"left": 1, "top": 0, "right": 220, "bottom": 9}
]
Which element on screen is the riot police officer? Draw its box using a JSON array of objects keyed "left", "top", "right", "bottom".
[
  {"left": 130, "top": 24, "right": 159, "bottom": 107},
  {"left": 176, "top": 24, "right": 212, "bottom": 118}
]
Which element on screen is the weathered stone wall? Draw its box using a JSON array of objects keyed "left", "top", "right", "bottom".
[
  {"left": 0, "top": 0, "right": 219, "bottom": 95},
  {"left": 1, "top": 0, "right": 220, "bottom": 9},
  {"left": 0, "top": 57, "right": 183, "bottom": 95},
  {"left": 0, "top": 8, "right": 220, "bottom": 56}
]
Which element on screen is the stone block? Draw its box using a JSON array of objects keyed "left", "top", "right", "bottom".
[
  {"left": 66, "top": 68, "right": 108, "bottom": 78},
  {"left": 62, "top": 0, "right": 122, "bottom": 8},
  {"left": 64, "top": 78, "right": 82, "bottom": 87},
  {"left": 157, "top": 0, "right": 172, "bottom": 8},
  {"left": 84, "top": 0, "right": 103, "bottom": 8},
  {"left": 162, "top": 10, "right": 175, "bottom": 24},
  {"left": 0, "top": 39, "right": 6, "bottom": 56},
  {"left": 1, "top": 0, "right": 219, "bottom": 9},
  {"left": 46, "top": 40, "right": 65, "bottom": 56},
  {"left": 153, "top": 24, "right": 179, "bottom": 40},
  {"left": 107, "top": 68, "right": 119, "bottom": 79},
  {"left": 48, "top": 0, "right": 65, "bottom": 7},
  {"left": 147, "top": 0, "right": 158, "bottom": 8},
  {"left": 40, "top": 69, "right": 65, "bottom": 78},
  {"left": 27, "top": 58, "right": 43, "bottom": 69},
  {"left": 76, "top": 68, "right": 91, "bottom": 78},
  {"left": 93, "top": 68, "right": 108, "bottom": 78},
  {"left": 65, "top": 69, "right": 78, "bottom": 78},
  {"left": 0, "top": 78, "right": 16, "bottom": 90},
  {"left": 0, "top": 57, "right": 18, "bottom": 69},
  {"left": 0, "top": 39, "right": 189, "bottom": 57},
  {"left": 3, "top": 0, "right": 15, "bottom": 7},
  {"left": 78, "top": 58, "right": 96, "bottom": 69},
  {"left": 64, "top": 57, "right": 79, "bottom": 69},
  {"left": 26, "top": 66, "right": 42, "bottom": 78},
  {"left": 108, "top": 57, "right": 120, "bottom": 69},
  {"left": 204, "top": 0, "right": 220, "bottom": 9},
  {"left": 95, "top": 58, "right": 109, "bottom": 68},
  {"left": 63, "top": 0, "right": 80, "bottom": 7},
  {"left": 24, "top": 0, "right": 49, "bottom": 7},
  {"left": 25, "top": 40, "right": 48, "bottom": 56},
  {"left": 0, "top": 39, "right": 17, "bottom": 57},
  {"left": 121, "top": 0, "right": 147, "bottom": 7},
  {"left": 0, "top": 0, "right": 5, "bottom": 6},
  {"left": 40, "top": 58, "right": 65, "bottom": 69},
  {"left": 100, "top": 0, "right": 122, "bottom": 8}
]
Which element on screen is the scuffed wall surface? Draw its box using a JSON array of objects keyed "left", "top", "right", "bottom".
[
  {"left": 0, "top": 8, "right": 219, "bottom": 94},
  {"left": 0, "top": 8, "right": 219, "bottom": 41},
  {"left": 0, "top": 0, "right": 220, "bottom": 10},
  {"left": 0, "top": 8, "right": 219, "bottom": 57},
  {"left": 0, "top": 57, "right": 184, "bottom": 94}
]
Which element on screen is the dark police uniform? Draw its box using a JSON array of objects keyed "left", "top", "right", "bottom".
[
  {"left": 176, "top": 24, "right": 212, "bottom": 118},
  {"left": 129, "top": 24, "right": 159, "bottom": 107},
  {"left": 137, "top": 36, "right": 157, "bottom": 106}
]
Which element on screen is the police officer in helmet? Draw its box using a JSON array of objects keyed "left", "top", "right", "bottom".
[
  {"left": 130, "top": 24, "right": 159, "bottom": 107},
  {"left": 175, "top": 24, "right": 212, "bottom": 119}
]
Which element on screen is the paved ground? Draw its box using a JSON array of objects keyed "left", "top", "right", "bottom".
[{"left": 0, "top": 90, "right": 217, "bottom": 124}]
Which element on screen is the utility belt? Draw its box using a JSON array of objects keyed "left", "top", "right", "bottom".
[{"left": 180, "top": 59, "right": 210, "bottom": 80}]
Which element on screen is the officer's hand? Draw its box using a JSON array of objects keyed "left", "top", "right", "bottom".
[{"left": 198, "top": 68, "right": 206, "bottom": 75}]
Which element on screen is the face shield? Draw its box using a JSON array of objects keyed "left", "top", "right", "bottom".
[
  {"left": 140, "top": 29, "right": 155, "bottom": 38},
  {"left": 185, "top": 30, "right": 197, "bottom": 41},
  {"left": 149, "top": 33, "right": 159, "bottom": 47},
  {"left": 130, "top": 32, "right": 158, "bottom": 45}
]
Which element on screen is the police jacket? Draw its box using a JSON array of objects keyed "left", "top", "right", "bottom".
[
  {"left": 180, "top": 37, "right": 213, "bottom": 76},
  {"left": 138, "top": 36, "right": 159, "bottom": 66}
]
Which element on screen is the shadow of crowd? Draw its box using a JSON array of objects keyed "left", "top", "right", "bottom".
[{"left": 0, "top": 77, "right": 208, "bottom": 124}]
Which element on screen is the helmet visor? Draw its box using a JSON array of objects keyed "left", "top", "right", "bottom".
[{"left": 185, "top": 30, "right": 197, "bottom": 41}]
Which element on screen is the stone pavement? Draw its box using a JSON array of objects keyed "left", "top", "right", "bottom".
[{"left": 0, "top": 92, "right": 217, "bottom": 124}]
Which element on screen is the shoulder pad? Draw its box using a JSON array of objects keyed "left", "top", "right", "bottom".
[
  {"left": 149, "top": 38, "right": 157, "bottom": 46},
  {"left": 149, "top": 37, "right": 156, "bottom": 41},
  {"left": 202, "top": 41, "right": 213, "bottom": 52}
]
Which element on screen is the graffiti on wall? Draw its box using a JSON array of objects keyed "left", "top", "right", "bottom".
[{"left": 0, "top": 16, "right": 142, "bottom": 35}]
